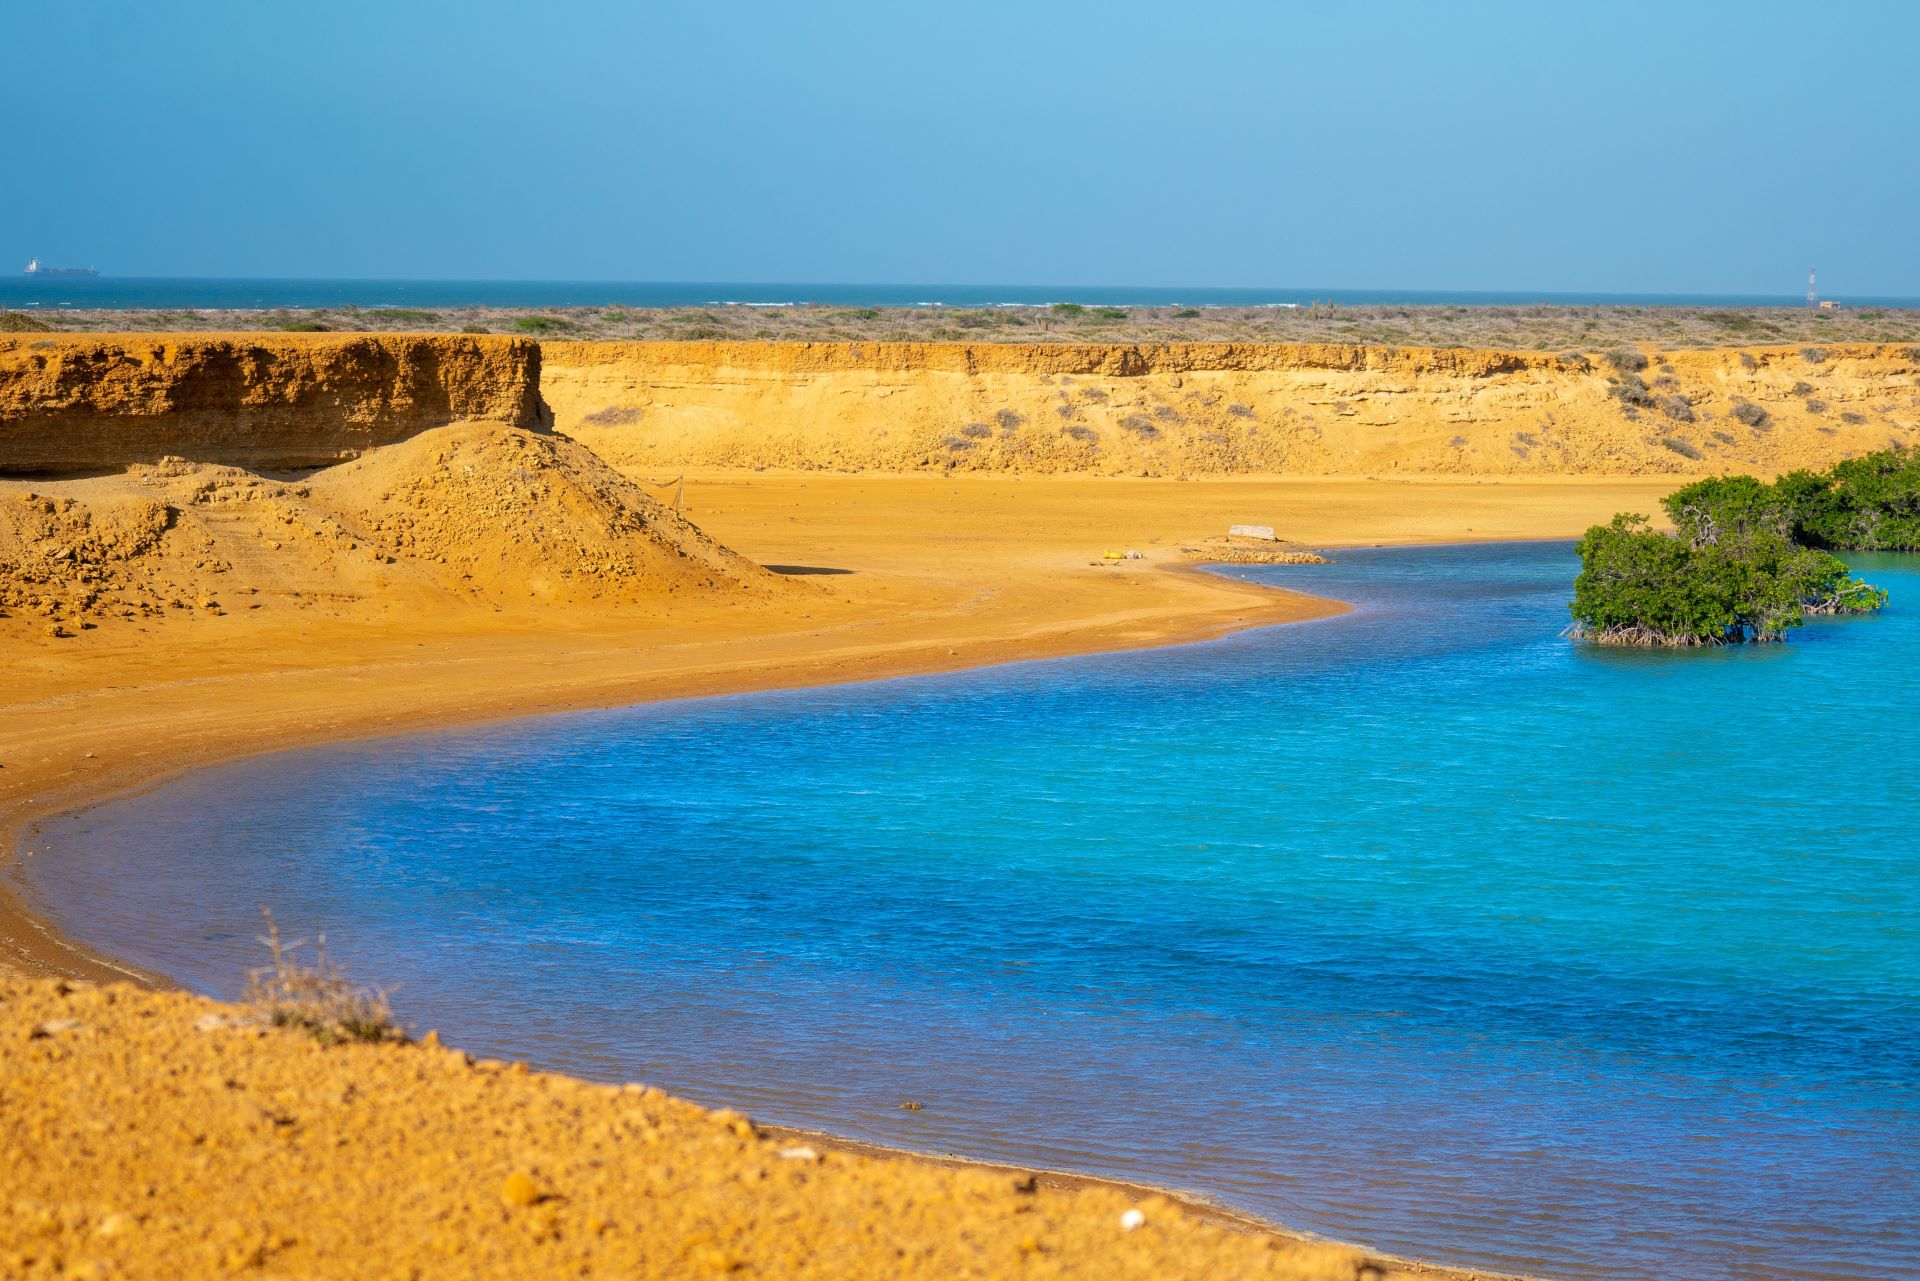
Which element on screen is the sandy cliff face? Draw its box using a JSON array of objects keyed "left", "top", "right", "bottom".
[
  {"left": 12, "top": 334, "right": 1914, "bottom": 482},
  {"left": 7, "top": 333, "right": 1917, "bottom": 639},
  {"left": 0, "top": 334, "right": 546, "bottom": 474},
  {"left": 542, "top": 340, "right": 1920, "bottom": 477}
]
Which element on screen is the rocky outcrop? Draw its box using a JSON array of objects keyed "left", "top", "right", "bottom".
[
  {"left": 542, "top": 340, "right": 1920, "bottom": 478},
  {"left": 0, "top": 334, "right": 546, "bottom": 474}
]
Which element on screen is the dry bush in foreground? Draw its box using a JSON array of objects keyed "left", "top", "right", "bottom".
[{"left": 243, "top": 909, "right": 400, "bottom": 1044}]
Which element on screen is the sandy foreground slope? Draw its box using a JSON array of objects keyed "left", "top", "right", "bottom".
[{"left": 8, "top": 975, "right": 1508, "bottom": 1281}]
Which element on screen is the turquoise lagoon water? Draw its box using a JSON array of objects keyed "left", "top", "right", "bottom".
[{"left": 20, "top": 543, "right": 1920, "bottom": 1281}]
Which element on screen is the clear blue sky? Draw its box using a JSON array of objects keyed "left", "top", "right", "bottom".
[{"left": 5, "top": 0, "right": 1915, "bottom": 295}]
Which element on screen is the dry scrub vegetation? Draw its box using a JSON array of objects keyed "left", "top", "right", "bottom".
[
  {"left": 16, "top": 301, "right": 1920, "bottom": 349},
  {"left": 243, "top": 910, "right": 399, "bottom": 1045}
]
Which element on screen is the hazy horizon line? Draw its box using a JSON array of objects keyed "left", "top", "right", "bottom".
[{"left": 10, "top": 274, "right": 1919, "bottom": 306}]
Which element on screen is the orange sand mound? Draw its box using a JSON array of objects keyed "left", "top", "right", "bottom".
[
  {"left": 0, "top": 423, "right": 779, "bottom": 634},
  {"left": 304, "top": 424, "right": 775, "bottom": 605},
  {"left": 1, "top": 978, "right": 1384, "bottom": 1281}
]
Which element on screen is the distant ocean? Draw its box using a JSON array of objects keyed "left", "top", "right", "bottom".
[{"left": 5, "top": 278, "right": 1919, "bottom": 312}]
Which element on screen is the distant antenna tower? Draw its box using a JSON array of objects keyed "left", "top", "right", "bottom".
[{"left": 1807, "top": 265, "right": 1818, "bottom": 309}]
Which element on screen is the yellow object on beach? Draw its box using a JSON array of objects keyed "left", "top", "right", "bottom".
[{"left": 1103, "top": 550, "right": 1125, "bottom": 560}]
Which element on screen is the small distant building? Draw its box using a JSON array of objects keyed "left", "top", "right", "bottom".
[{"left": 1818, "top": 300, "right": 1842, "bottom": 311}]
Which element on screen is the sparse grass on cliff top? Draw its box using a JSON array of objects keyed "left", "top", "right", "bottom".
[
  {"left": 29, "top": 301, "right": 1920, "bottom": 349},
  {"left": 510, "top": 315, "right": 575, "bottom": 335}
]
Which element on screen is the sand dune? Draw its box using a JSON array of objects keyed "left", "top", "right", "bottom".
[
  {"left": 306, "top": 423, "right": 776, "bottom": 605},
  {"left": 0, "top": 423, "right": 779, "bottom": 638}
]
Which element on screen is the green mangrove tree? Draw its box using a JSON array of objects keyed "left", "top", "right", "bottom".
[{"left": 1570, "top": 450, "right": 1907, "bottom": 646}]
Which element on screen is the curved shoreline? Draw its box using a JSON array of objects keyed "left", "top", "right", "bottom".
[
  {"left": 0, "top": 562, "right": 1545, "bottom": 1281},
  {"left": 0, "top": 464, "right": 1683, "bottom": 985},
  {"left": 0, "top": 558, "right": 1340, "bottom": 980},
  {"left": 7, "top": 464, "right": 1678, "bottom": 1278}
]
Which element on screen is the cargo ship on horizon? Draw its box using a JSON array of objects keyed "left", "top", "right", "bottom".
[{"left": 23, "top": 258, "right": 98, "bottom": 278}]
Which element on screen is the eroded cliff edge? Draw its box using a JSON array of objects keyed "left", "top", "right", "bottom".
[
  {"left": 7, "top": 334, "right": 1916, "bottom": 481},
  {"left": 542, "top": 339, "right": 1920, "bottom": 477},
  {"left": 0, "top": 334, "right": 546, "bottom": 474}
]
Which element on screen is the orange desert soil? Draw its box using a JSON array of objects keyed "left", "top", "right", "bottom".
[{"left": 4, "top": 976, "right": 1530, "bottom": 1281}]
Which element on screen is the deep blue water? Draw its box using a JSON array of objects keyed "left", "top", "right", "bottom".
[
  {"left": 6, "top": 277, "right": 1917, "bottom": 312},
  {"left": 20, "top": 543, "right": 1920, "bottom": 1281}
]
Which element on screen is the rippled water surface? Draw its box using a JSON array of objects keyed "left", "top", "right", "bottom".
[{"left": 23, "top": 543, "right": 1920, "bottom": 1281}]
